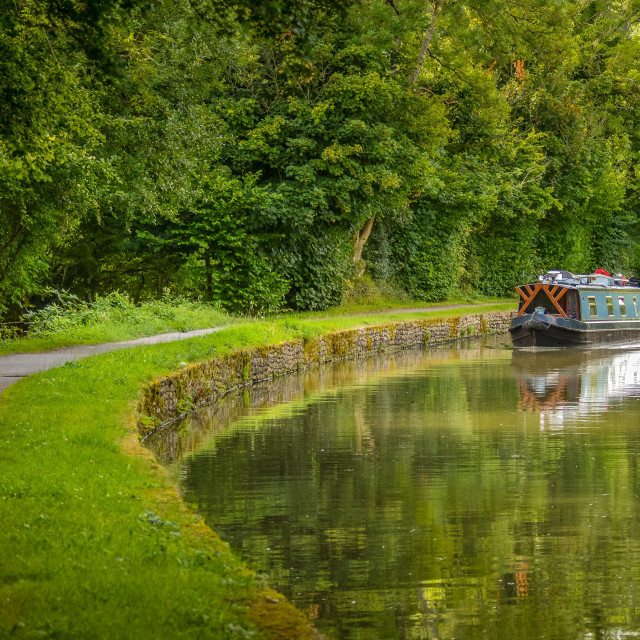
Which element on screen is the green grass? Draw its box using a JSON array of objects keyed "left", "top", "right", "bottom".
[
  {"left": 320, "top": 275, "right": 514, "bottom": 316},
  {"left": 0, "top": 293, "right": 515, "bottom": 356},
  {"left": 269, "top": 302, "right": 516, "bottom": 348},
  {"left": 0, "top": 322, "right": 302, "bottom": 639},
  {"left": 0, "top": 303, "right": 517, "bottom": 638},
  {"left": 0, "top": 295, "right": 239, "bottom": 356},
  {"left": 294, "top": 298, "right": 514, "bottom": 320}
]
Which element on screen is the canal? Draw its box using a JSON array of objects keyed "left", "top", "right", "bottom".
[{"left": 148, "top": 336, "right": 640, "bottom": 639}]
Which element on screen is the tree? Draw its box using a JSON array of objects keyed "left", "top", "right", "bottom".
[{"left": 0, "top": 0, "right": 107, "bottom": 314}]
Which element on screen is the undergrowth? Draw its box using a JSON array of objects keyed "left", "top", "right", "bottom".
[
  {"left": 0, "top": 292, "right": 237, "bottom": 355},
  {"left": 0, "top": 288, "right": 515, "bottom": 356}
]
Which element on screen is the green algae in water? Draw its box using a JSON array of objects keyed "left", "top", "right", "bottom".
[{"left": 167, "top": 339, "right": 640, "bottom": 639}]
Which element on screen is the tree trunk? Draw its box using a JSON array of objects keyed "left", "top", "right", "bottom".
[
  {"left": 353, "top": 216, "right": 375, "bottom": 278},
  {"left": 0, "top": 219, "right": 28, "bottom": 262},
  {"left": 409, "top": 1, "right": 440, "bottom": 86}
]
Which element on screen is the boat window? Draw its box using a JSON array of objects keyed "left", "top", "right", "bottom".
[
  {"left": 606, "top": 296, "right": 614, "bottom": 317},
  {"left": 520, "top": 289, "right": 556, "bottom": 315},
  {"left": 566, "top": 290, "right": 579, "bottom": 319},
  {"left": 619, "top": 296, "right": 627, "bottom": 316},
  {"left": 588, "top": 296, "right": 598, "bottom": 317},
  {"left": 635, "top": 297, "right": 639, "bottom": 316}
]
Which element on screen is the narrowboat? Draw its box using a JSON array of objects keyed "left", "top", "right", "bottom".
[{"left": 509, "top": 271, "right": 640, "bottom": 347}]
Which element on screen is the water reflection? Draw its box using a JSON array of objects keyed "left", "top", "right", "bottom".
[
  {"left": 150, "top": 339, "right": 640, "bottom": 639},
  {"left": 513, "top": 348, "right": 640, "bottom": 430}
]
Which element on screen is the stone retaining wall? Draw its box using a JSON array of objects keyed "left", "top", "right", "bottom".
[{"left": 137, "top": 311, "right": 516, "bottom": 435}]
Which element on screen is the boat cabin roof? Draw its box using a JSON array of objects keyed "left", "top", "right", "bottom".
[{"left": 539, "top": 270, "right": 640, "bottom": 290}]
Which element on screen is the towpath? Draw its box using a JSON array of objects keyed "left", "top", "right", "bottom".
[
  {"left": 0, "top": 327, "right": 226, "bottom": 395},
  {"left": 325, "top": 302, "right": 502, "bottom": 317},
  {"left": 0, "top": 302, "right": 506, "bottom": 394}
]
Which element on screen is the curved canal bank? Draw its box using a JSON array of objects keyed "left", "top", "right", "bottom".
[
  {"left": 0, "top": 307, "right": 514, "bottom": 639},
  {"left": 137, "top": 312, "right": 515, "bottom": 434}
]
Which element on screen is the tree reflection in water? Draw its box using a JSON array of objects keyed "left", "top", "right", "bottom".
[{"left": 149, "top": 339, "right": 640, "bottom": 640}]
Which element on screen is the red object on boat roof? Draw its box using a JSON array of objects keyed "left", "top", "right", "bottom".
[{"left": 594, "top": 268, "right": 610, "bottom": 276}]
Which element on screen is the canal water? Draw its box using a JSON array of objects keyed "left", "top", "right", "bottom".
[{"left": 148, "top": 337, "right": 640, "bottom": 639}]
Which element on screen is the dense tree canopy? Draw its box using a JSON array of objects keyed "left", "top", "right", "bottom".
[{"left": 1, "top": 0, "right": 639, "bottom": 315}]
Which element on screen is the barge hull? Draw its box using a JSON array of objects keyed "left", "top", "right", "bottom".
[{"left": 509, "top": 315, "right": 640, "bottom": 347}]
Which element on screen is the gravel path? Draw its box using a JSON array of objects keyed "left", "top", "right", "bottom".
[{"left": 0, "top": 327, "right": 227, "bottom": 395}]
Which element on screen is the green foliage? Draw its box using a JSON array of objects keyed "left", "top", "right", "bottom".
[
  {"left": 21, "top": 291, "right": 231, "bottom": 340},
  {"left": 204, "top": 4, "right": 449, "bottom": 308},
  {"left": 386, "top": 205, "right": 468, "bottom": 301},
  {"left": 275, "top": 229, "right": 354, "bottom": 310},
  {"left": 0, "top": 2, "right": 105, "bottom": 315},
  {"left": 2, "top": 0, "right": 640, "bottom": 315},
  {"left": 341, "top": 273, "right": 410, "bottom": 307}
]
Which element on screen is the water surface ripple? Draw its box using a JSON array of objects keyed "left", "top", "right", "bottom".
[{"left": 149, "top": 337, "right": 640, "bottom": 640}]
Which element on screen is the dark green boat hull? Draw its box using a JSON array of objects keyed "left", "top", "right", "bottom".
[{"left": 509, "top": 314, "right": 640, "bottom": 347}]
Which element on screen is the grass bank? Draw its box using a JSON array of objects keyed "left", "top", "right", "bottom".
[
  {"left": 0, "top": 293, "right": 511, "bottom": 356},
  {"left": 0, "top": 304, "right": 515, "bottom": 639},
  {"left": 0, "top": 294, "right": 238, "bottom": 356}
]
